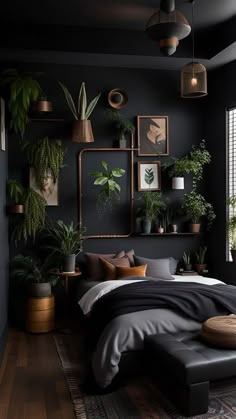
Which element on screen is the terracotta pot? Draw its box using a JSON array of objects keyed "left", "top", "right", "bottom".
[
  {"left": 32, "top": 100, "right": 53, "bottom": 113},
  {"left": 189, "top": 223, "right": 201, "bottom": 233},
  {"left": 8, "top": 204, "right": 24, "bottom": 214},
  {"left": 195, "top": 263, "right": 207, "bottom": 273},
  {"left": 72, "top": 120, "right": 94, "bottom": 143}
]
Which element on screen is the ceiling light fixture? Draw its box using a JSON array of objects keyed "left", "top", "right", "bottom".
[
  {"left": 146, "top": 0, "right": 191, "bottom": 56},
  {"left": 181, "top": 0, "right": 207, "bottom": 98}
]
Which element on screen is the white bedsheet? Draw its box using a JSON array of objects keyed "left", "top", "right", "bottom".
[{"left": 78, "top": 275, "right": 225, "bottom": 315}]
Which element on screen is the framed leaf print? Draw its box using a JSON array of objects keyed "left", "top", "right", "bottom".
[{"left": 137, "top": 161, "right": 161, "bottom": 191}]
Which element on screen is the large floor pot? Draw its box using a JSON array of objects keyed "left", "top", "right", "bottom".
[
  {"left": 72, "top": 120, "right": 94, "bottom": 143},
  {"left": 29, "top": 283, "right": 51, "bottom": 298}
]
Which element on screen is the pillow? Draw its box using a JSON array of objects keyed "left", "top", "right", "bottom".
[
  {"left": 85, "top": 252, "right": 116, "bottom": 281},
  {"left": 116, "top": 249, "right": 135, "bottom": 266},
  {"left": 134, "top": 255, "right": 174, "bottom": 280},
  {"left": 100, "top": 257, "right": 130, "bottom": 281},
  {"left": 169, "top": 257, "right": 178, "bottom": 275},
  {"left": 116, "top": 264, "right": 147, "bottom": 279}
]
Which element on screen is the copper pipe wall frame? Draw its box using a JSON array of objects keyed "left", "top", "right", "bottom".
[{"left": 78, "top": 136, "right": 137, "bottom": 238}]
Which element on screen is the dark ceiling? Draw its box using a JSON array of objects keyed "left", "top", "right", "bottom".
[{"left": 0, "top": 0, "right": 236, "bottom": 70}]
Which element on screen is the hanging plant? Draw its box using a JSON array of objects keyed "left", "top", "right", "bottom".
[
  {"left": 1, "top": 69, "right": 42, "bottom": 137},
  {"left": 12, "top": 188, "right": 46, "bottom": 244},
  {"left": 22, "top": 137, "right": 65, "bottom": 190},
  {"left": 89, "top": 160, "right": 125, "bottom": 214}
]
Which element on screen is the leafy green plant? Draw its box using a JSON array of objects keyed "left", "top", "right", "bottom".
[
  {"left": 182, "top": 191, "right": 216, "bottom": 228},
  {"left": 106, "top": 109, "right": 135, "bottom": 141},
  {"left": 138, "top": 192, "right": 167, "bottom": 222},
  {"left": 1, "top": 69, "right": 42, "bottom": 137},
  {"left": 22, "top": 137, "right": 65, "bottom": 190},
  {"left": 89, "top": 160, "right": 125, "bottom": 213},
  {"left": 59, "top": 81, "right": 101, "bottom": 120},
  {"left": 10, "top": 254, "right": 58, "bottom": 285},
  {"left": 183, "top": 252, "right": 191, "bottom": 265},
  {"left": 158, "top": 206, "right": 174, "bottom": 230},
  {"left": 12, "top": 188, "right": 46, "bottom": 243},
  {"left": 43, "top": 220, "right": 86, "bottom": 256},
  {"left": 195, "top": 246, "right": 207, "bottom": 264},
  {"left": 6, "top": 179, "right": 24, "bottom": 204},
  {"left": 226, "top": 195, "right": 236, "bottom": 249}
]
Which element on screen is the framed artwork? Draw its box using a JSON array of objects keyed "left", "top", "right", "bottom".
[
  {"left": 138, "top": 161, "right": 161, "bottom": 191},
  {"left": 29, "top": 168, "right": 59, "bottom": 206},
  {"left": 0, "top": 98, "right": 6, "bottom": 151},
  {"left": 137, "top": 115, "right": 169, "bottom": 156}
]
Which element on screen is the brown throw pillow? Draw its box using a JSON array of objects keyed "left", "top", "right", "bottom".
[
  {"left": 116, "top": 264, "right": 147, "bottom": 280},
  {"left": 100, "top": 257, "right": 131, "bottom": 281},
  {"left": 85, "top": 252, "right": 116, "bottom": 281}
]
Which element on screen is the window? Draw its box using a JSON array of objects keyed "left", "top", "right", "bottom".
[{"left": 227, "top": 107, "right": 236, "bottom": 260}]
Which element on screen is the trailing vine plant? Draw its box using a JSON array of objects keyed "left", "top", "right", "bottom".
[{"left": 22, "top": 137, "right": 65, "bottom": 190}]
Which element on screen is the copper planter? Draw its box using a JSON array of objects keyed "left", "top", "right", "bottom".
[
  {"left": 32, "top": 100, "right": 53, "bottom": 113},
  {"left": 72, "top": 120, "right": 94, "bottom": 143},
  {"left": 8, "top": 204, "right": 24, "bottom": 214}
]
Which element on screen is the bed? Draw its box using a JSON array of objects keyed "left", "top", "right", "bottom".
[{"left": 78, "top": 274, "right": 232, "bottom": 388}]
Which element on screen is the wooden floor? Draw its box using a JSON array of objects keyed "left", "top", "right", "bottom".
[{"left": 0, "top": 328, "right": 75, "bottom": 419}]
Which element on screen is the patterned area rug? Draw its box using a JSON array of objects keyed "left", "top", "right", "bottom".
[{"left": 54, "top": 333, "right": 236, "bottom": 419}]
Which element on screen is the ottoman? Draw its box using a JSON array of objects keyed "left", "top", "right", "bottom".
[{"left": 145, "top": 330, "right": 236, "bottom": 416}]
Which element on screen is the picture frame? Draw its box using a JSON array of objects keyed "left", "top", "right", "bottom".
[
  {"left": 0, "top": 98, "right": 6, "bottom": 151},
  {"left": 137, "top": 115, "right": 169, "bottom": 156},
  {"left": 29, "top": 168, "right": 59, "bottom": 206},
  {"left": 138, "top": 161, "right": 161, "bottom": 191}
]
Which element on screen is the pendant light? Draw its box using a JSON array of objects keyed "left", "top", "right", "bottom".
[
  {"left": 146, "top": 0, "right": 191, "bottom": 56},
  {"left": 181, "top": 0, "right": 207, "bottom": 98}
]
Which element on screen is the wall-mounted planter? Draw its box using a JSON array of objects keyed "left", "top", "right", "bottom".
[
  {"left": 32, "top": 100, "right": 53, "bottom": 113},
  {"left": 8, "top": 204, "right": 24, "bottom": 214},
  {"left": 172, "top": 177, "right": 184, "bottom": 190},
  {"left": 72, "top": 120, "right": 94, "bottom": 143}
]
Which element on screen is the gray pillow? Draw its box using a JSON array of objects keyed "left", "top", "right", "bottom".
[
  {"left": 169, "top": 257, "right": 178, "bottom": 275},
  {"left": 134, "top": 255, "right": 174, "bottom": 280}
]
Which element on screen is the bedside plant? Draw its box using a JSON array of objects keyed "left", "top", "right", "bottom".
[
  {"left": 195, "top": 246, "right": 207, "bottom": 273},
  {"left": 1, "top": 69, "right": 42, "bottom": 137},
  {"left": 59, "top": 80, "right": 101, "bottom": 143},
  {"left": 182, "top": 191, "right": 216, "bottom": 233},
  {"left": 89, "top": 160, "right": 125, "bottom": 215},
  {"left": 182, "top": 252, "right": 192, "bottom": 271}
]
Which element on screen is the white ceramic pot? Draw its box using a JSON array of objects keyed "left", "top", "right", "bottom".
[{"left": 172, "top": 177, "right": 184, "bottom": 190}]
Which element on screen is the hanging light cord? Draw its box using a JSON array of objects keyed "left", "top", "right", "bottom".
[{"left": 191, "top": 1, "right": 195, "bottom": 65}]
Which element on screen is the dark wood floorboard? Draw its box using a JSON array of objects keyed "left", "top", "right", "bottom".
[{"left": 0, "top": 329, "right": 75, "bottom": 419}]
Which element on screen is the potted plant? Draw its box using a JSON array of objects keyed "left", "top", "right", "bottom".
[
  {"left": 6, "top": 179, "right": 25, "bottom": 214},
  {"left": 89, "top": 160, "right": 125, "bottom": 215},
  {"left": 190, "top": 140, "right": 211, "bottom": 190},
  {"left": 106, "top": 109, "right": 135, "bottom": 148},
  {"left": 43, "top": 220, "right": 86, "bottom": 273},
  {"left": 10, "top": 254, "right": 58, "bottom": 298},
  {"left": 11, "top": 188, "right": 46, "bottom": 244},
  {"left": 182, "top": 191, "right": 216, "bottom": 233},
  {"left": 195, "top": 246, "right": 207, "bottom": 273},
  {"left": 59, "top": 81, "right": 101, "bottom": 143},
  {"left": 226, "top": 195, "right": 236, "bottom": 261},
  {"left": 32, "top": 95, "right": 53, "bottom": 113},
  {"left": 138, "top": 192, "right": 166, "bottom": 233},
  {"left": 1, "top": 69, "right": 42, "bottom": 137},
  {"left": 22, "top": 137, "right": 65, "bottom": 191},
  {"left": 182, "top": 252, "right": 192, "bottom": 271}
]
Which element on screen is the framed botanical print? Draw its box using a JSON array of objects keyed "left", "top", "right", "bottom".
[
  {"left": 138, "top": 161, "right": 161, "bottom": 191},
  {"left": 29, "top": 168, "right": 59, "bottom": 206},
  {"left": 137, "top": 115, "right": 169, "bottom": 156}
]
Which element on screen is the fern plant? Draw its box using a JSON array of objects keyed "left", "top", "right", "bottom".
[
  {"left": 12, "top": 188, "right": 46, "bottom": 243},
  {"left": 106, "top": 109, "right": 135, "bottom": 141},
  {"left": 89, "top": 160, "right": 125, "bottom": 214},
  {"left": 59, "top": 81, "right": 101, "bottom": 120},
  {"left": 43, "top": 220, "right": 86, "bottom": 256},
  {"left": 1, "top": 69, "right": 42, "bottom": 137},
  {"left": 22, "top": 137, "right": 65, "bottom": 190}
]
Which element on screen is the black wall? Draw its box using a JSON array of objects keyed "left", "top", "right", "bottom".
[
  {"left": 0, "top": 133, "right": 8, "bottom": 361},
  {"left": 8, "top": 63, "right": 205, "bottom": 263},
  {"left": 206, "top": 60, "right": 236, "bottom": 283}
]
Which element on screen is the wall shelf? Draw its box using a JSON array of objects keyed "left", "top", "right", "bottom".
[
  {"left": 29, "top": 117, "right": 64, "bottom": 122},
  {"left": 135, "top": 233, "right": 201, "bottom": 236}
]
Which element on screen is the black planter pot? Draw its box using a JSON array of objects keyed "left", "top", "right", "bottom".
[
  {"left": 185, "top": 264, "right": 193, "bottom": 272},
  {"left": 231, "top": 249, "right": 236, "bottom": 262},
  {"left": 142, "top": 219, "right": 152, "bottom": 234},
  {"left": 29, "top": 283, "right": 51, "bottom": 298},
  {"left": 63, "top": 254, "right": 76, "bottom": 273}
]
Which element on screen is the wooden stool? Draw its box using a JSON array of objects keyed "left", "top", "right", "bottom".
[
  {"left": 26, "top": 295, "right": 55, "bottom": 333},
  {"left": 202, "top": 315, "right": 236, "bottom": 348}
]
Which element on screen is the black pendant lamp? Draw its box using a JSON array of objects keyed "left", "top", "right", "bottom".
[
  {"left": 146, "top": 0, "right": 191, "bottom": 56},
  {"left": 181, "top": 1, "right": 207, "bottom": 98}
]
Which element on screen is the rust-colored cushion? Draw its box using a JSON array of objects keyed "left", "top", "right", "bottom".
[
  {"left": 116, "top": 264, "right": 147, "bottom": 279},
  {"left": 100, "top": 257, "right": 131, "bottom": 281}
]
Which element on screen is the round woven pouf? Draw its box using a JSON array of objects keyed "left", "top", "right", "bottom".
[{"left": 201, "top": 315, "right": 236, "bottom": 348}]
